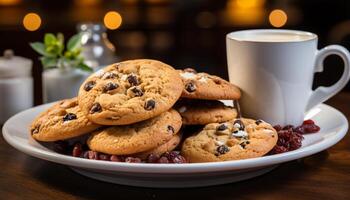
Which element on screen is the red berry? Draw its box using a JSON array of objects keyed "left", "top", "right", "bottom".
[{"left": 303, "top": 119, "right": 315, "bottom": 125}]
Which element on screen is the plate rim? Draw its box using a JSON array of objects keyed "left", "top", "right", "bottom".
[{"left": 2, "top": 103, "right": 348, "bottom": 174}]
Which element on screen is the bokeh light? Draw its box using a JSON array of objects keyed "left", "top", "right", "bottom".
[
  {"left": 0, "top": 0, "right": 20, "bottom": 6},
  {"left": 23, "top": 13, "right": 41, "bottom": 31},
  {"left": 269, "top": 9, "right": 287, "bottom": 28},
  {"left": 103, "top": 11, "right": 122, "bottom": 30},
  {"left": 235, "top": 0, "right": 265, "bottom": 9}
]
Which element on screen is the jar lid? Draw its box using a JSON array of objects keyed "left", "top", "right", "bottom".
[{"left": 0, "top": 49, "right": 33, "bottom": 78}]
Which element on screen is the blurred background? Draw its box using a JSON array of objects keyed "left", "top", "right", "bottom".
[{"left": 0, "top": 0, "right": 350, "bottom": 105}]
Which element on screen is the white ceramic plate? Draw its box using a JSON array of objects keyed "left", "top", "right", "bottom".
[{"left": 2, "top": 103, "right": 348, "bottom": 188}]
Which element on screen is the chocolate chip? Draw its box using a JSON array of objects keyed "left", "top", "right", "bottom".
[
  {"left": 167, "top": 125, "right": 175, "bottom": 134},
  {"left": 130, "top": 86, "right": 144, "bottom": 97},
  {"left": 233, "top": 119, "right": 245, "bottom": 130},
  {"left": 144, "top": 99, "right": 155, "bottom": 110},
  {"left": 217, "top": 123, "right": 227, "bottom": 131},
  {"left": 84, "top": 81, "right": 95, "bottom": 91},
  {"left": 255, "top": 119, "right": 263, "bottom": 125},
  {"left": 127, "top": 74, "right": 139, "bottom": 86},
  {"left": 240, "top": 141, "right": 250, "bottom": 149},
  {"left": 31, "top": 126, "right": 40, "bottom": 134},
  {"left": 103, "top": 82, "right": 118, "bottom": 92},
  {"left": 90, "top": 103, "right": 102, "bottom": 114},
  {"left": 185, "top": 82, "right": 196, "bottom": 93},
  {"left": 216, "top": 145, "right": 230, "bottom": 155},
  {"left": 63, "top": 113, "right": 77, "bottom": 121},
  {"left": 184, "top": 68, "right": 197, "bottom": 73}
]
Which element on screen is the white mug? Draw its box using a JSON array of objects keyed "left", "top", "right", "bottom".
[{"left": 226, "top": 29, "right": 350, "bottom": 126}]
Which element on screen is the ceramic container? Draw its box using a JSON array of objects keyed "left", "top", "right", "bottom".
[
  {"left": 226, "top": 29, "right": 350, "bottom": 126},
  {"left": 0, "top": 49, "right": 33, "bottom": 124}
]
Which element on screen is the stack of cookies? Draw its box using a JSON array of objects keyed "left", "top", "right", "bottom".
[{"left": 30, "top": 59, "right": 278, "bottom": 163}]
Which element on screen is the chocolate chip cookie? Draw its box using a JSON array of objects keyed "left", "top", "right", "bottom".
[
  {"left": 87, "top": 109, "right": 182, "bottom": 155},
  {"left": 179, "top": 68, "right": 241, "bottom": 100},
  {"left": 181, "top": 118, "right": 278, "bottom": 163},
  {"left": 175, "top": 99, "right": 237, "bottom": 125},
  {"left": 30, "top": 98, "right": 101, "bottom": 142},
  {"left": 78, "top": 59, "right": 184, "bottom": 125}
]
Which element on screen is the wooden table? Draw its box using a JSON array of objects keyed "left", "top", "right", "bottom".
[{"left": 1, "top": 93, "right": 349, "bottom": 200}]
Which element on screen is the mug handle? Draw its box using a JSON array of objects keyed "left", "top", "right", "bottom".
[{"left": 306, "top": 45, "right": 350, "bottom": 111}]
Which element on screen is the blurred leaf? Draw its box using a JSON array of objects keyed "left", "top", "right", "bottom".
[
  {"left": 77, "top": 62, "right": 92, "bottom": 72},
  {"left": 30, "top": 42, "right": 50, "bottom": 56},
  {"left": 40, "top": 57, "right": 58, "bottom": 68},
  {"left": 57, "top": 33, "right": 64, "bottom": 44},
  {"left": 67, "top": 33, "right": 82, "bottom": 51},
  {"left": 56, "top": 33, "right": 65, "bottom": 55},
  {"left": 44, "top": 33, "right": 56, "bottom": 46}
]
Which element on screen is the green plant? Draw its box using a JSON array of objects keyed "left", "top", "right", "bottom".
[{"left": 30, "top": 33, "right": 92, "bottom": 72}]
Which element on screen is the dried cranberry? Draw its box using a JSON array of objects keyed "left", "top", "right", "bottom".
[
  {"left": 283, "top": 125, "right": 294, "bottom": 130},
  {"left": 293, "top": 126, "right": 305, "bottom": 134},
  {"left": 273, "top": 125, "right": 282, "bottom": 131},
  {"left": 98, "top": 153, "right": 111, "bottom": 161},
  {"left": 303, "top": 123, "right": 320, "bottom": 133},
  {"left": 270, "top": 145, "right": 289, "bottom": 154},
  {"left": 157, "top": 156, "right": 169, "bottom": 163},
  {"left": 72, "top": 143, "right": 82, "bottom": 157},
  {"left": 53, "top": 140, "right": 69, "bottom": 154},
  {"left": 303, "top": 119, "right": 315, "bottom": 125},
  {"left": 147, "top": 153, "right": 160, "bottom": 163},
  {"left": 110, "top": 155, "right": 121, "bottom": 162},
  {"left": 82, "top": 151, "right": 90, "bottom": 159},
  {"left": 87, "top": 151, "right": 99, "bottom": 160},
  {"left": 125, "top": 157, "right": 142, "bottom": 163}
]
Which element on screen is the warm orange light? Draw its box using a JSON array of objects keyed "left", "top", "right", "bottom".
[
  {"left": 103, "top": 11, "right": 122, "bottom": 30},
  {"left": 23, "top": 13, "right": 41, "bottom": 31},
  {"left": 235, "top": 0, "right": 264, "bottom": 9},
  {"left": 269, "top": 9, "right": 287, "bottom": 28},
  {"left": 225, "top": 0, "right": 265, "bottom": 26},
  {"left": 74, "top": 0, "right": 100, "bottom": 6},
  {"left": 0, "top": 0, "right": 20, "bottom": 6}
]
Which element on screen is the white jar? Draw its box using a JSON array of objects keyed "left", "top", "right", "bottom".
[{"left": 0, "top": 50, "right": 33, "bottom": 124}]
